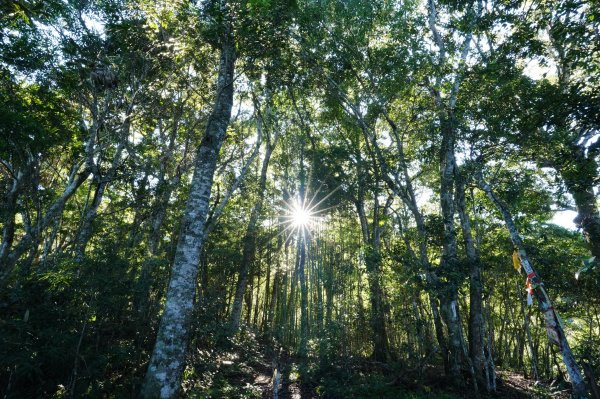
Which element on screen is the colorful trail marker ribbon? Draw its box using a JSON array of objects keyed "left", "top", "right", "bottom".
[{"left": 512, "top": 250, "right": 521, "bottom": 272}]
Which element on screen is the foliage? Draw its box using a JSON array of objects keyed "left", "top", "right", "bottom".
[{"left": 0, "top": 0, "right": 599, "bottom": 397}]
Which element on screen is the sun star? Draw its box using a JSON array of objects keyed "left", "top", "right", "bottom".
[{"left": 292, "top": 204, "right": 311, "bottom": 227}]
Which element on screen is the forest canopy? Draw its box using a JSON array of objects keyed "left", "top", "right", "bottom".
[{"left": 0, "top": 0, "right": 599, "bottom": 398}]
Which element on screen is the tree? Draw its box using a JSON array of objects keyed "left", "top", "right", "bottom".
[{"left": 141, "top": 2, "right": 237, "bottom": 396}]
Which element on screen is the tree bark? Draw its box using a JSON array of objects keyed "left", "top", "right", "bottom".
[
  {"left": 355, "top": 198, "right": 390, "bottom": 362},
  {"left": 141, "top": 20, "right": 235, "bottom": 398},
  {"left": 74, "top": 138, "right": 126, "bottom": 259},
  {"left": 456, "top": 168, "right": 494, "bottom": 390},
  {"left": 557, "top": 149, "right": 600, "bottom": 262},
  {"left": 476, "top": 169, "right": 587, "bottom": 399},
  {"left": 1, "top": 164, "right": 91, "bottom": 283},
  {"left": 0, "top": 163, "right": 30, "bottom": 266},
  {"left": 298, "top": 232, "right": 309, "bottom": 357},
  {"left": 437, "top": 115, "right": 468, "bottom": 384},
  {"left": 229, "top": 126, "right": 276, "bottom": 334}
]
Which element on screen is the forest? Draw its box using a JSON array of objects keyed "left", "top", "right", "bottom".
[{"left": 1, "top": 0, "right": 599, "bottom": 398}]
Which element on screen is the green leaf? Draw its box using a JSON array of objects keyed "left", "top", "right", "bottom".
[{"left": 575, "top": 256, "right": 596, "bottom": 280}]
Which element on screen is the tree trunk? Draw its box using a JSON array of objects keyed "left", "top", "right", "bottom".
[
  {"left": 74, "top": 118, "right": 128, "bottom": 259},
  {"left": 1, "top": 164, "right": 91, "bottom": 283},
  {"left": 557, "top": 151, "right": 600, "bottom": 262},
  {"left": 229, "top": 133, "right": 276, "bottom": 334},
  {"left": 365, "top": 245, "right": 389, "bottom": 362},
  {"left": 0, "top": 164, "right": 29, "bottom": 266},
  {"left": 298, "top": 233, "right": 309, "bottom": 357},
  {"left": 456, "top": 169, "right": 494, "bottom": 390},
  {"left": 524, "top": 306, "right": 540, "bottom": 380},
  {"left": 476, "top": 170, "right": 587, "bottom": 399},
  {"left": 141, "top": 23, "right": 235, "bottom": 398},
  {"left": 355, "top": 199, "right": 389, "bottom": 362},
  {"left": 437, "top": 116, "right": 471, "bottom": 387}
]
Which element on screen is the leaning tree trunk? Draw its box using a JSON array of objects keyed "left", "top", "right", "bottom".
[
  {"left": 476, "top": 170, "right": 587, "bottom": 399},
  {"left": 1, "top": 110, "right": 99, "bottom": 283},
  {"left": 0, "top": 163, "right": 30, "bottom": 266},
  {"left": 0, "top": 164, "right": 91, "bottom": 284},
  {"left": 141, "top": 24, "right": 236, "bottom": 399},
  {"left": 74, "top": 138, "right": 126, "bottom": 260}
]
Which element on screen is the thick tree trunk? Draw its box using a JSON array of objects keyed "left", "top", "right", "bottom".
[
  {"left": 141, "top": 26, "right": 235, "bottom": 399},
  {"left": 438, "top": 292, "right": 462, "bottom": 377},
  {"left": 476, "top": 170, "right": 587, "bottom": 399},
  {"left": 557, "top": 151, "right": 600, "bottom": 262}
]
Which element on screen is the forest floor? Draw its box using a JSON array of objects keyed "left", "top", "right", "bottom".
[
  {"left": 244, "top": 360, "right": 571, "bottom": 399},
  {"left": 250, "top": 366, "right": 571, "bottom": 399},
  {"left": 187, "top": 333, "right": 573, "bottom": 398}
]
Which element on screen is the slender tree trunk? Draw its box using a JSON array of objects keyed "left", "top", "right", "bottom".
[
  {"left": 455, "top": 169, "right": 493, "bottom": 390},
  {"left": 262, "top": 253, "right": 271, "bottom": 331},
  {"left": 252, "top": 267, "right": 261, "bottom": 326},
  {"left": 484, "top": 299, "right": 497, "bottom": 390},
  {"left": 355, "top": 198, "right": 390, "bottom": 362},
  {"left": 266, "top": 256, "right": 278, "bottom": 333},
  {"left": 0, "top": 161, "right": 34, "bottom": 266},
  {"left": 74, "top": 125, "right": 127, "bottom": 259},
  {"left": 476, "top": 170, "right": 587, "bottom": 399},
  {"left": 147, "top": 160, "right": 186, "bottom": 256},
  {"left": 315, "top": 245, "right": 324, "bottom": 332},
  {"left": 141, "top": 23, "right": 235, "bottom": 398},
  {"left": 229, "top": 135, "right": 276, "bottom": 334},
  {"left": 325, "top": 251, "right": 334, "bottom": 327},
  {"left": 1, "top": 164, "right": 91, "bottom": 283},
  {"left": 298, "top": 233, "right": 308, "bottom": 357},
  {"left": 74, "top": 172, "right": 110, "bottom": 258},
  {"left": 524, "top": 306, "right": 540, "bottom": 380},
  {"left": 0, "top": 192, "right": 19, "bottom": 265},
  {"left": 437, "top": 116, "right": 472, "bottom": 388},
  {"left": 365, "top": 244, "right": 389, "bottom": 362}
]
